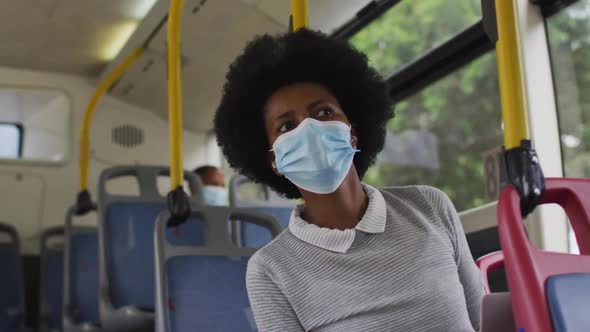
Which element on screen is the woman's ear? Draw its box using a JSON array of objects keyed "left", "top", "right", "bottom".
[
  {"left": 268, "top": 150, "right": 281, "bottom": 176},
  {"left": 350, "top": 124, "right": 359, "bottom": 149}
]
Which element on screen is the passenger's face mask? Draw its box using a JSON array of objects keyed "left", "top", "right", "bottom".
[
  {"left": 271, "top": 118, "right": 359, "bottom": 194},
  {"left": 202, "top": 185, "right": 227, "bottom": 206}
]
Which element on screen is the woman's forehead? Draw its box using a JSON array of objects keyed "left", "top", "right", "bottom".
[{"left": 264, "top": 83, "right": 339, "bottom": 117}]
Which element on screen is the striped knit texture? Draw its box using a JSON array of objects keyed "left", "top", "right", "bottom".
[{"left": 246, "top": 185, "right": 483, "bottom": 332}]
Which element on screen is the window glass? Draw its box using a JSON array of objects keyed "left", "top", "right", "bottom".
[
  {"left": 363, "top": 53, "right": 503, "bottom": 212},
  {"left": 546, "top": 0, "right": 590, "bottom": 254},
  {"left": 0, "top": 123, "right": 22, "bottom": 158},
  {"left": 0, "top": 88, "right": 71, "bottom": 162},
  {"left": 350, "top": 0, "right": 482, "bottom": 75}
]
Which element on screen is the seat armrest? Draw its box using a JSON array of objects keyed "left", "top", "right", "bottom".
[{"left": 476, "top": 251, "right": 504, "bottom": 294}]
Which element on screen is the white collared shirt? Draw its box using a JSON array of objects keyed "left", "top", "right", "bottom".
[{"left": 288, "top": 183, "right": 387, "bottom": 253}]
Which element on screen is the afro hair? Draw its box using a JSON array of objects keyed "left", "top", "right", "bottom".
[{"left": 214, "top": 29, "right": 393, "bottom": 199}]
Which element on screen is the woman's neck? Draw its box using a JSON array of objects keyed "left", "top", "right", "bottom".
[{"left": 299, "top": 168, "right": 368, "bottom": 230}]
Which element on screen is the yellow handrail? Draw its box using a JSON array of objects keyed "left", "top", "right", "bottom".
[
  {"left": 79, "top": 47, "right": 144, "bottom": 192},
  {"left": 291, "top": 0, "right": 309, "bottom": 31},
  {"left": 168, "top": 0, "right": 185, "bottom": 189},
  {"left": 495, "top": 0, "right": 529, "bottom": 149}
]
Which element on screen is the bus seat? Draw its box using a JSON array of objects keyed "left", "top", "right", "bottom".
[
  {"left": 476, "top": 251, "right": 515, "bottom": 332},
  {"left": 480, "top": 292, "right": 515, "bottom": 332},
  {"left": 0, "top": 222, "right": 25, "bottom": 331},
  {"left": 63, "top": 206, "right": 102, "bottom": 332},
  {"left": 546, "top": 273, "right": 590, "bottom": 332},
  {"left": 498, "top": 178, "right": 590, "bottom": 332},
  {"left": 154, "top": 206, "right": 282, "bottom": 332},
  {"left": 97, "top": 166, "right": 205, "bottom": 331},
  {"left": 39, "top": 226, "right": 64, "bottom": 332},
  {"left": 239, "top": 207, "right": 292, "bottom": 247},
  {"left": 229, "top": 175, "right": 294, "bottom": 247}
]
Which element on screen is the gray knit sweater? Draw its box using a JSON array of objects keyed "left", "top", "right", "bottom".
[{"left": 246, "top": 184, "right": 484, "bottom": 332}]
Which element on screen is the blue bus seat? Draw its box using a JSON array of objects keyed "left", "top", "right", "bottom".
[
  {"left": 546, "top": 273, "right": 590, "bottom": 332},
  {"left": 39, "top": 226, "right": 65, "bottom": 332},
  {"left": 154, "top": 206, "right": 282, "bottom": 332},
  {"left": 70, "top": 231, "right": 100, "bottom": 324},
  {"left": 105, "top": 202, "right": 205, "bottom": 309},
  {"left": 229, "top": 175, "right": 295, "bottom": 247},
  {"left": 97, "top": 166, "right": 205, "bottom": 331},
  {"left": 166, "top": 256, "right": 252, "bottom": 331},
  {"left": 0, "top": 222, "right": 25, "bottom": 331},
  {"left": 240, "top": 207, "right": 292, "bottom": 247},
  {"left": 63, "top": 206, "right": 103, "bottom": 332}
]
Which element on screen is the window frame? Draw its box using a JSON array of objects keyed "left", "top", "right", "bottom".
[
  {"left": 331, "top": 0, "right": 403, "bottom": 39},
  {"left": 334, "top": 0, "right": 498, "bottom": 101},
  {"left": 534, "top": 0, "right": 581, "bottom": 17},
  {"left": 0, "top": 122, "right": 24, "bottom": 158}
]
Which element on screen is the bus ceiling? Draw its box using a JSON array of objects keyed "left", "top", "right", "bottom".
[{"left": 98, "top": 0, "right": 375, "bottom": 133}]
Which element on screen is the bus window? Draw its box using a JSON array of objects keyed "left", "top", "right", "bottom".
[
  {"left": 349, "top": 1, "right": 502, "bottom": 212},
  {"left": 350, "top": 0, "right": 482, "bottom": 75},
  {"left": 546, "top": 0, "right": 590, "bottom": 254},
  {"left": 0, "top": 123, "right": 22, "bottom": 158},
  {"left": 0, "top": 88, "right": 71, "bottom": 163},
  {"left": 362, "top": 53, "right": 502, "bottom": 212},
  {"left": 547, "top": 0, "right": 590, "bottom": 180}
]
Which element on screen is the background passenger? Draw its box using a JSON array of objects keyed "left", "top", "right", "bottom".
[
  {"left": 193, "top": 165, "right": 227, "bottom": 206},
  {"left": 214, "top": 29, "right": 483, "bottom": 332}
]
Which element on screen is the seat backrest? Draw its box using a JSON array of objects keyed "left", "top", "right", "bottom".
[
  {"left": 239, "top": 207, "right": 292, "bottom": 248},
  {"left": 229, "top": 175, "right": 294, "bottom": 247},
  {"left": 0, "top": 222, "right": 24, "bottom": 330},
  {"left": 154, "top": 206, "right": 282, "bottom": 332},
  {"left": 39, "top": 226, "right": 65, "bottom": 330},
  {"left": 498, "top": 178, "right": 590, "bottom": 332},
  {"left": 546, "top": 273, "right": 590, "bottom": 332},
  {"left": 97, "top": 165, "right": 206, "bottom": 311},
  {"left": 63, "top": 206, "right": 101, "bottom": 326}
]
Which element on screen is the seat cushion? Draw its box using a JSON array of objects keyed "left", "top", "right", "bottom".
[
  {"left": 547, "top": 273, "right": 590, "bottom": 332},
  {"left": 166, "top": 256, "right": 256, "bottom": 332}
]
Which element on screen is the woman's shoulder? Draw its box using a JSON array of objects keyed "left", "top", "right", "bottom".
[
  {"left": 377, "top": 184, "right": 452, "bottom": 209},
  {"left": 376, "top": 184, "right": 458, "bottom": 236},
  {"left": 247, "top": 229, "right": 298, "bottom": 275}
]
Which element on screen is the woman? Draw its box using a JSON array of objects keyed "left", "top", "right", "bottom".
[{"left": 214, "top": 29, "right": 483, "bottom": 332}]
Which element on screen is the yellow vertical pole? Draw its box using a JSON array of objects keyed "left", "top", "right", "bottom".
[
  {"left": 79, "top": 47, "right": 144, "bottom": 192},
  {"left": 495, "top": 0, "right": 529, "bottom": 149},
  {"left": 168, "top": 0, "right": 185, "bottom": 189},
  {"left": 291, "top": 0, "right": 309, "bottom": 31}
]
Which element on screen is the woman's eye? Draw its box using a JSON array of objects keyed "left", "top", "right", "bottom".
[
  {"left": 278, "top": 122, "right": 293, "bottom": 134},
  {"left": 316, "top": 107, "right": 334, "bottom": 118}
]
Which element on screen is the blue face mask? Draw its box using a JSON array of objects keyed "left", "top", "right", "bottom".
[
  {"left": 202, "top": 185, "right": 227, "bottom": 206},
  {"left": 271, "top": 118, "right": 359, "bottom": 194}
]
